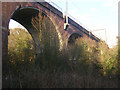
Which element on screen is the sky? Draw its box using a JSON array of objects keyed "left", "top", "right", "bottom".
[{"left": 9, "top": 0, "right": 119, "bottom": 48}]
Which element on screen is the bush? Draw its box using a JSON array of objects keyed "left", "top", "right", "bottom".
[
  {"left": 8, "top": 28, "right": 35, "bottom": 73},
  {"left": 5, "top": 12, "right": 119, "bottom": 88}
]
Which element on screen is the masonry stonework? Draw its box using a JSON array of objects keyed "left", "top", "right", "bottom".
[{"left": 2, "top": 2, "right": 100, "bottom": 73}]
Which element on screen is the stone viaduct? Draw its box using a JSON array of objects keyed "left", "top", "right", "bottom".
[{"left": 2, "top": 1, "right": 100, "bottom": 72}]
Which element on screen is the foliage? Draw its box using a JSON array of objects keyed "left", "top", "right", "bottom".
[
  {"left": 8, "top": 28, "right": 35, "bottom": 74},
  {"left": 31, "top": 12, "right": 62, "bottom": 70},
  {"left": 68, "top": 36, "right": 119, "bottom": 77},
  {"left": 4, "top": 12, "right": 119, "bottom": 88}
]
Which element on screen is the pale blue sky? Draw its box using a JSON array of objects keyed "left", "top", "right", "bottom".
[
  {"left": 49, "top": 0, "right": 119, "bottom": 48},
  {"left": 9, "top": 0, "right": 119, "bottom": 48}
]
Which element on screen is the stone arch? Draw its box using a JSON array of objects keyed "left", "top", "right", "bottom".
[
  {"left": 67, "top": 33, "right": 82, "bottom": 45},
  {"left": 9, "top": 6, "right": 60, "bottom": 57}
]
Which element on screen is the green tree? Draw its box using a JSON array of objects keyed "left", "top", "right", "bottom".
[
  {"left": 8, "top": 28, "right": 35, "bottom": 72},
  {"left": 31, "top": 12, "right": 61, "bottom": 70}
]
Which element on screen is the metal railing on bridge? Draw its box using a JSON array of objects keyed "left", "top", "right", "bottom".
[{"left": 44, "top": 0, "right": 100, "bottom": 40}]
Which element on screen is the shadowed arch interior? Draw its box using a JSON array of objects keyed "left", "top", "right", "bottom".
[
  {"left": 10, "top": 7, "right": 59, "bottom": 56},
  {"left": 68, "top": 33, "right": 82, "bottom": 45}
]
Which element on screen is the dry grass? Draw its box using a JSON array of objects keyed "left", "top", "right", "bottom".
[{"left": 3, "top": 12, "right": 119, "bottom": 88}]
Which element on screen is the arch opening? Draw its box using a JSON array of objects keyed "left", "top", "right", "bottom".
[
  {"left": 8, "top": 7, "right": 60, "bottom": 62},
  {"left": 68, "top": 33, "right": 82, "bottom": 45}
]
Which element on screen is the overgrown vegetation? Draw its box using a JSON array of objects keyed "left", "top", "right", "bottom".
[{"left": 3, "top": 12, "right": 119, "bottom": 88}]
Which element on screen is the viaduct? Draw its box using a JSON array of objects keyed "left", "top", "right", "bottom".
[{"left": 2, "top": 1, "right": 100, "bottom": 72}]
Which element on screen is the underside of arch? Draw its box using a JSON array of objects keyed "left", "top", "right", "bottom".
[
  {"left": 68, "top": 33, "right": 82, "bottom": 45},
  {"left": 10, "top": 7, "right": 59, "bottom": 56}
]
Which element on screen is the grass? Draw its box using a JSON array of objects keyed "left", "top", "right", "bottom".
[{"left": 3, "top": 12, "right": 119, "bottom": 88}]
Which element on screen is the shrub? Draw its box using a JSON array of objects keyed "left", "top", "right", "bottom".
[
  {"left": 6, "top": 12, "right": 119, "bottom": 88},
  {"left": 8, "top": 28, "right": 35, "bottom": 73}
]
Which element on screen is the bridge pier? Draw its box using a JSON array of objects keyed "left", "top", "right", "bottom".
[{"left": 2, "top": 26, "right": 9, "bottom": 74}]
